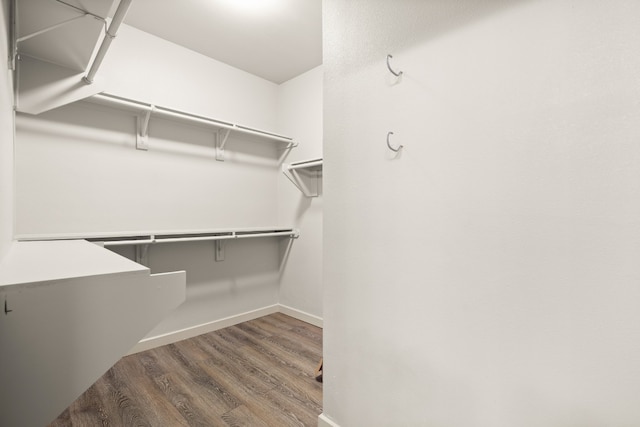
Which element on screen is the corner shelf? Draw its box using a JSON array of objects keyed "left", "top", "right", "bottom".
[
  {"left": 87, "top": 93, "right": 298, "bottom": 160},
  {"left": 0, "top": 239, "right": 185, "bottom": 427},
  {"left": 282, "top": 158, "right": 323, "bottom": 197}
]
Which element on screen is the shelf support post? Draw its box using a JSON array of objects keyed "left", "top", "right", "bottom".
[
  {"left": 136, "top": 107, "right": 153, "bottom": 151},
  {"left": 215, "top": 240, "right": 225, "bottom": 262},
  {"left": 215, "top": 128, "right": 232, "bottom": 161}
]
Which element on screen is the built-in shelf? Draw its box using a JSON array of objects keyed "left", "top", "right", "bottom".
[
  {"left": 283, "top": 158, "right": 323, "bottom": 197},
  {"left": 12, "top": 0, "right": 129, "bottom": 115},
  {"left": 15, "top": 227, "right": 300, "bottom": 265},
  {"left": 16, "top": 227, "right": 299, "bottom": 245},
  {"left": 0, "top": 239, "right": 147, "bottom": 289},
  {"left": 0, "top": 239, "right": 186, "bottom": 427},
  {"left": 87, "top": 93, "right": 298, "bottom": 160}
]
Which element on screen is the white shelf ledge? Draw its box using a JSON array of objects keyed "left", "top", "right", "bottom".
[
  {"left": 87, "top": 92, "right": 298, "bottom": 160},
  {"left": 0, "top": 239, "right": 186, "bottom": 427},
  {"left": 15, "top": 227, "right": 300, "bottom": 246},
  {"left": 283, "top": 158, "right": 323, "bottom": 197},
  {"left": 0, "top": 239, "right": 148, "bottom": 289}
]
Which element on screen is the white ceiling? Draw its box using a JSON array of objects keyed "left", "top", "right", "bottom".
[{"left": 121, "top": 0, "right": 323, "bottom": 84}]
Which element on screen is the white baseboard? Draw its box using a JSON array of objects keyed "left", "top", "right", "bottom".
[
  {"left": 318, "top": 413, "right": 340, "bottom": 427},
  {"left": 278, "top": 304, "right": 323, "bottom": 327},
  {"left": 128, "top": 303, "right": 322, "bottom": 355},
  {"left": 127, "top": 304, "right": 280, "bottom": 355}
]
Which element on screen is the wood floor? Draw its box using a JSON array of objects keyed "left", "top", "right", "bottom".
[{"left": 48, "top": 313, "right": 323, "bottom": 427}]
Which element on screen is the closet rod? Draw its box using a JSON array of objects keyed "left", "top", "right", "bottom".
[
  {"left": 90, "top": 93, "right": 296, "bottom": 144},
  {"left": 84, "top": 0, "right": 132, "bottom": 84},
  {"left": 152, "top": 234, "right": 237, "bottom": 244},
  {"left": 235, "top": 231, "right": 299, "bottom": 239},
  {"left": 99, "top": 230, "right": 298, "bottom": 247},
  {"left": 288, "top": 160, "right": 323, "bottom": 170},
  {"left": 102, "top": 238, "right": 154, "bottom": 247}
]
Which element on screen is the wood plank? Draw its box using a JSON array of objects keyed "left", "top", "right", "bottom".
[
  {"left": 221, "top": 405, "right": 271, "bottom": 427},
  {"left": 47, "top": 313, "right": 322, "bottom": 426}
]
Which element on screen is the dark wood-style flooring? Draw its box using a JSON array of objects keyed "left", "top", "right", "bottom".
[{"left": 48, "top": 313, "right": 323, "bottom": 427}]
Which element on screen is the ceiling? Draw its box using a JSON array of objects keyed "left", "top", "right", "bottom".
[{"left": 121, "top": 0, "right": 323, "bottom": 84}]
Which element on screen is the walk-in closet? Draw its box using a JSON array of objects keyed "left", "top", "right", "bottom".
[
  {"left": 1, "top": 0, "right": 322, "bottom": 425},
  {"left": 3, "top": 1, "right": 640, "bottom": 426}
]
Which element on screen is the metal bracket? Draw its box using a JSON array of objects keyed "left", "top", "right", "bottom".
[
  {"left": 8, "top": 0, "right": 16, "bottom": 71},
  {"left": 136, "top": 107, "right": 153, "bottom": 150},
  {"left": 4, "top": 299, "right": 13, "bottom": 315},
  {"left": 282, "top": 161, "right": 322, "bottom": 197},
  {"left": 215, "top": 128, "right": 232, "bottom": 161},
  {"left": 215, "top": 240, "right": 225, "bottom": 262},
  {"left": 135, "top": 244, "right": 150, "bottom": 266}
]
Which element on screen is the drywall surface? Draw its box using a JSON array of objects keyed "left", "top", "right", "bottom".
[
  {"left": 277, "top": 66, "right": 323, "bottom": 322},
  {"left": 323, "top": 1, "right": 640, "bottom": 426},
  {"left": 0, "top": 0, "right": 13, "bottom": 260},
  {"left": 15, "top": 102, "right": 279, "bottom": 235},
  {"left": 114, "top": 237, "right": 281, "bottom": 339},
  {"left": 101, "top": 24, "right": 279, "bottom": 132}
]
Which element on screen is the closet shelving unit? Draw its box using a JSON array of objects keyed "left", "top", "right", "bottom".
[
  {"left": 88, "top": 92, "right": 298, "bottom": 160},
  {"left": 0, "top": 239, "right": 186, "bottom": 427},
  {"left": 16, "top": 227, "right": 300, "bottom": 245},
  {"left": 283, "top": 158, "right": 323, "bottom": 197},
  {"left": 16, "top": 227, "right": 300, "bottom": 265}
]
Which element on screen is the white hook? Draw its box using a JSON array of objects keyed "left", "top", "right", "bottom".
[
  {"left": 386, "top": 131, "right": 403, "bottom": 152},
  {"left": 386, "top": 54, "right": 403, "bottom": 77}
]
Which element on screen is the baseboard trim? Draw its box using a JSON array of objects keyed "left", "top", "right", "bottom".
[
  {"left": 318, "top": 413, "right": 340, "bottom": 427},
  {"left": 278, "top": 304, "right": 323, "bottom": 328},
  {"left": 128, "top": 304, "right": 280, "bottom": 355},
  {"left": 128, "top": 304, "right": 322, "bottom": 355}
]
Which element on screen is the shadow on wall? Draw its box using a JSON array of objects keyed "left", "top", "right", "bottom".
[
  {"left": 16, "top": 101, "right": 285, "bottom": 168},
  {"left": 324, "top": 0, "right": 534, "bottom": 70}
]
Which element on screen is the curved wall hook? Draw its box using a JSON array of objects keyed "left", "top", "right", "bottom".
[
  {"left": 386, "top": 131, "right": 403, "bottom": 152},
  {"left": 386, "top": 54, "right": 403, "bottom": 77}
]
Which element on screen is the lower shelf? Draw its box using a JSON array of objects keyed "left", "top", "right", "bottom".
[
  {"left": 0, "top": 240, "right": 186, "bottom": 427},
  {"left": 15, "top": 227, "right": 300, "bottom": 247}
]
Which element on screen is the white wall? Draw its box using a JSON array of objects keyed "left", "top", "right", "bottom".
[
  {"left": 323, "top": 1, "right": 640, "bottom": 426},
  {"left": 15, "top": 102, "right": 279, "bottom": 235},
  {"left": 102, "top": 25, "right": 279, "bottom": 132},
  {"left": 16, "top": 24, "right": 282, "bottom": 236},
  {"left": 277, "top": 66, "right": 323, "bottom": 322},
  {"left": 14, "top": 25, "right": 287, "bottom": 342},
  {"left": 0, "top": 0, "right": 14, "bottom": 260}
]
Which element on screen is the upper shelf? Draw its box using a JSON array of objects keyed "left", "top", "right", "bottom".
[
  {"left": 87, "top": 92, "right": 298, "bottom": 160},
  {"left": 283, "top": 158, "right": 323, "bottom": 197},
  {"left": 15, "top": 0, "right": 116, "bottom": 72},
  {"left": 0, "top": 239, "right": 148, "bottom": 289}
]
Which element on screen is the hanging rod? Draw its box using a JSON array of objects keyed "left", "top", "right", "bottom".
[
  {"left": 288, "top": 159, "right": 323, "bottom": 171},
  {"left": 84, "top": 229, "right": 301, "bottom": 247},
  {"left": 89, "top": 93, "right": 297, "bottom": 146},
  {"left": 84, "top": 0, "right": 133, "bottom": 84}
]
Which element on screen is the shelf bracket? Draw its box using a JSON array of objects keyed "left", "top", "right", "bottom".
[
  {"left": 215, "top": 128, "right": 232, "bottom": 161},
  {"left": 4, "top": 298, "right": 13, "bottom": 315},
  {"left": 282, "top": 160, "right": 322, "bottom": 197},
  {"left": 215, "top": 240, "right": 225, "bottom": 262},
  {"left": 136, "top": 107, "right": 153, "bottom": 151}
]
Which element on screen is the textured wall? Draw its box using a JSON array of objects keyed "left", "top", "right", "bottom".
[
  {"left": 0, "top": 0, "right": 14, "bottom": 260},
  {"left": 323, "top": 1, "right": 640, "bottom": 425}
]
